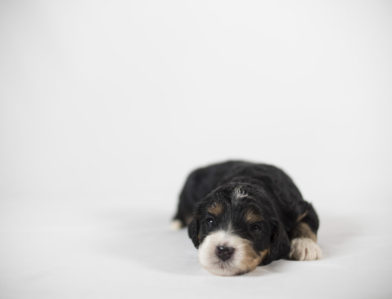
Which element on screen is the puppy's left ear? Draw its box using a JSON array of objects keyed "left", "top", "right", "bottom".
[
  {"left": 188, "top": 217, "right": 200, "bottom": 248},
  {"left": 264, "top": 218, "right": 290, "bottom": 264}
]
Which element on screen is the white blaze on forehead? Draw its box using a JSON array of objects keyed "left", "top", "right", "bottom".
[
  {"left": 233, "top": 186, "right": 248, "bottom": 201},
  {"left": 198, "top": 230, "right": 262, "bottom": 276}
]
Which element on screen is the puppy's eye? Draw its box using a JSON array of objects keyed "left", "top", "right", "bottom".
[
  {"left": 205, "top": 217, "right": 215, "bottom": 228},
  {"left": 250, "top": 223, "right": 262, "bottom": 232}
]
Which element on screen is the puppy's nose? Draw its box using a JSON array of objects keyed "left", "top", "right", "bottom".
[{"left": 215, "top": 245, "right": 235, "bottom": 261}]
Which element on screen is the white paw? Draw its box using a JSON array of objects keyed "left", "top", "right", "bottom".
[
  {"left": 289, "top": 238, "right": 322, "bottom": 261},
  {"left": 170, "top": 220, "right": 183, "bottom": 231}
]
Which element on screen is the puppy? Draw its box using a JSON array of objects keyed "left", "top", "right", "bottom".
[{"left": 172, "top": 161, "right": 322, "bottom": 276}]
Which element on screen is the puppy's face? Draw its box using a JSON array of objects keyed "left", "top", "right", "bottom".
[{"left": 188, "top": 184, "right": 289, "bottom": 276}]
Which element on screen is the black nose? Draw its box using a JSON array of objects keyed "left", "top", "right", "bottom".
[{"left": 215, "top": 245, "right": 235, "bottom": 261}]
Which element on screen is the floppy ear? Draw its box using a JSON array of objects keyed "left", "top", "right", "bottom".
[
  {"left": 265, "top": 218, "right": 290, "bottom": 264},
  {"left": 187, "top": 217, "right": 200, "bottom": 248}
]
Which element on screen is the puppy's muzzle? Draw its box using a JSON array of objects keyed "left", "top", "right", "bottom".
[{"left": 198, "top": 230, "right": 263, "bottom": 276}]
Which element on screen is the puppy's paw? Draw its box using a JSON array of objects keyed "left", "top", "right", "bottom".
[
  {"left": 170, "top": 219, "right": 184, "bottom": 231},
  {"left": 289, "top": 238, "right": 322, "bottom": 261}
]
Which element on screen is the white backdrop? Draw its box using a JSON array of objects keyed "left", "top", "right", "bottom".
[{"left": 1, "top": 1, "right": 392, "bottom": 298}]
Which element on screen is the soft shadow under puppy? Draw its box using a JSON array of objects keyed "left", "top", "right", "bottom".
[{"left": 95, "top": 209, "right": 360, "bottom": 276}]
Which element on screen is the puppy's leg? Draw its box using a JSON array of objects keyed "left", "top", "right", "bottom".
[
  {"left": 171, "top": 190, "right": 194, "bottom": 231},
  {"left": 289, "top": 206, "right": 322, "bottom": 261},
  {"left": 172, "top": 167, "right": 210, "bottom": 230},
  {"left": 171, "top": 218, "right": 185, "bottom": 230},
  {"left": 171, "top": 207, "right": 189, "bottom": 231}
]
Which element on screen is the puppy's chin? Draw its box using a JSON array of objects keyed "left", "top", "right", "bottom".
[{"left": 198, "top": 230, "right": 263, "bottom": 276}]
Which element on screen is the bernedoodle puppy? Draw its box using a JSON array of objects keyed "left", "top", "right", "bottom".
[{"left": 172, "top": 161, "right": 322, "bottom": 276}]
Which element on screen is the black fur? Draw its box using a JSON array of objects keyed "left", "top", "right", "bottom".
[{"left": 173, "top": 160, "right": 320, "bottom": 266}]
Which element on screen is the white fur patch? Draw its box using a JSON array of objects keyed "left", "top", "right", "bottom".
[
  {"left": 233, "top": 187, "right": 247, "bottom": 200},
  {"left": 170, "top": 220, "right": 183, "bottom": 231},
  {"left": 289, "top": 237, "right": 322, "bottom": 261},
  {"left": 198, "top": 230, "right": 261, "bottom": 276}
]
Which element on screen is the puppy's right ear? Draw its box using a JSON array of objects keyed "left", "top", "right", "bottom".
[
  {"left": 188, "top": 217, "right": 200, "bottom": 248},
  {"left": 265, "top": 218, "right": 290, "bottom": 264}
]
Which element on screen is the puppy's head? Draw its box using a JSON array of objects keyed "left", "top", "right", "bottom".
[{"left": 188, "top": 183, "right": 290, "bottom": 276}]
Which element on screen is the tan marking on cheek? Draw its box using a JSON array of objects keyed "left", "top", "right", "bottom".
[
  {"left": 245, "top": 210, "right": 263, "bottom": 223},
  {"left": 259, "top": 248, "right": 270, "bottom": 262},
  {"left": 239, "top": 242, "right": 263, "bottom": 274},
  {"left": 207, "top": 203, "right": 223, "bottom": 216}
]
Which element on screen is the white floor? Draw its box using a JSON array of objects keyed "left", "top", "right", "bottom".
[
  {"left": 1, "top": 195, "right": 391, "bottom": 299},
  {"left": 1, "top": 0, "right": 392, "bottom": 298}
]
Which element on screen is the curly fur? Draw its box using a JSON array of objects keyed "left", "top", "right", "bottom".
[{"left": 172, "top": 160, "right": 321, "bottom": 275}]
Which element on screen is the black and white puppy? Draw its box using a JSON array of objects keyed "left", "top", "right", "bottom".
[{"left": 172, "top": 161, "right": 322, "bottom": 276}]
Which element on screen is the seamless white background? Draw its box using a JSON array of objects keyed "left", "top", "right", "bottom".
[{"left": 1, "top": 1, "right": 392, "bottom": 298}]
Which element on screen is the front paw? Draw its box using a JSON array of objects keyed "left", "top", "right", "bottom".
[{"left": 289, "top": 238, "right": 322, "bottom": 261}]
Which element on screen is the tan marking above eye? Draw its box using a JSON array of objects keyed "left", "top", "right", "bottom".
[
  {"left": 245, "top": 210, "right": 263, "bottom": 223},
  {"left": 207, "top": 202, "right": 223, "bottom": 216}
]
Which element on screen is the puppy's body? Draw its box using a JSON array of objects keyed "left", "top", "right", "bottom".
[{"left": 173, "top": 161, "right": 322, "bottom": 276}]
